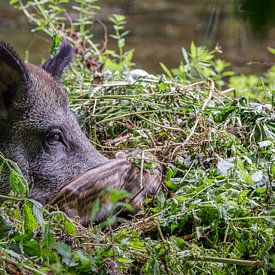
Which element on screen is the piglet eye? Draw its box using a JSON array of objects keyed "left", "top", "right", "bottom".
[{"left": 46, "top": 130, "right": 63, "bottom": 145}]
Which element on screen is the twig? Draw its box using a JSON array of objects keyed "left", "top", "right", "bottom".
[
  {"left": 178, "top": 255, "right": 264, "bottom": 267},
  {"left": 157, "top": 222, "right": 165, "bottom": 243},
  {"left": 139, "top": 151, "right": 145, "bottom": 189},
  {"left": 229, "top": 216, "right": 275, "bottom": 221},
  {"left": 136, "top": 114, "right": 185, "bottom": 132},
  {"left": 0, "top": 254, "right": 47, "bottom": 275},
  {"left": 96, "top": 19, "right": 108, "bottom": 54},
  {"left": 171, "top": 78, "right": 215, "bottom": 159},
  {"left": 223, "top": 222, "right": 230, "bottom": 243},
  {"left": 221, "top": 87, "right": 235, "bottom": 95},
  {"left": 108, "top": 225, "right": 115, "bottom": 261},
  {"left": 89, "top": 80, "right": 205, "bottom": 88},
  {"left": 0, "top": 195, "right": 23, "bottom": 202}
]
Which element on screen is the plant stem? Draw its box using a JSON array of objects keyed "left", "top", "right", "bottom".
[
  {"left": 0, "top": 254, "right": 47, "bottom": 275},
  {"left": 180, "top": 255, "right": 264, "bottom": 267},
  {"left": 229, "top": 215, "right": 275, "bottom": 221}
]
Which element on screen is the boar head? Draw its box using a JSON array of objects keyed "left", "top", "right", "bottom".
[{"left": 0, "top": 42, "right": 107, "bottom": 204}]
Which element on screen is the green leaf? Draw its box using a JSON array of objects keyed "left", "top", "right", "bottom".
[
  {"left": 9, "top": 170, "right": 27, "bottom": 196},
  {"left": 182, "top": 47, "right": 189, "bottom": 64},
  {"left": 190, "top": 41, "right": 197, "bottom": 58},
  {"left": 74, "top": 251, "right": 93, "bottom": 271},
  {"left": 271, "top": 163, "right": 275, "bottom": 178},
  {"left": 238, "top": 189, "right": 251, "bottom": 204},
  {"left": 55, "top": 242, "right": 76, "bottom": 267},
  {"left": 160, "top": 62, "right": 173, "bottom": 79},
  {"left": 268, "top": 47, "right": 275, "bottom": 55},
  {"left": 42, "top": 223, "right": 55, "bottom": 252},
  {"left": 32, "top": 202, "right": 45, "bottom": 231},
  {"left": 109, "top": 188, "right": 129, "bottom": 203},
  {"left": 23, "top": 202, "right": 39, "bottom": 232},
  {"left": 51, "top": 34, "right": 61, "bottom": 54},
  {"left": 64, "top": 219, "right": 77, "bottom": 236},
  {"left": 9, "top": 0, "right": 19, "bottom": 4},
  {"left": 117, "top": 257, "right": 133, "bottom": 263},
  {"left": 0, "top": 215, "right": 13, "bottom": 238},
  {"left": 23, "top": 239, "right": 41, "bottom": 256}
]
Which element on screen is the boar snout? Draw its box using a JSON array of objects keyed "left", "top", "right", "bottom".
[{"left": 51, "top": 151, "right": 162, "bottom": 223}]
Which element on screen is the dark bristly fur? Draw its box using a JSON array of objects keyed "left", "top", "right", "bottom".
[{"left": 0, "top": 41, "right": 28, "bottom": 79}]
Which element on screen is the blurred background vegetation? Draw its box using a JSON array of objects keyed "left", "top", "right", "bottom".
[{"left": 1, "top": 0, "right": 274, "bottom": 74}]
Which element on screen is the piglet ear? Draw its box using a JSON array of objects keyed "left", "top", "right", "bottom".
[
  {"left": 0, "top": 41, "right": 28, "bottom": 123},
  {"left": 42, "top": 42, "right": 74, "bottom": 79}
]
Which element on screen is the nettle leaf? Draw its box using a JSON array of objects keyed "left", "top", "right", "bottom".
[
  {"left": 238, "top": 189, "right": 251, "bottom": 204},
  {"left": 23, "top": 202, "right": 39, "bottom": 232},
  {"left": 217, "top": 159, "right": 233, "bottom": 176},
  {"left": 237, "top": 159, "right": 254, "bottom": 184},
  {"left": 42, "top": 223, "right": 55, "bottom": 252},
  {"left": 9, "top": 170, "right": 28, "bottom": 196},
  {"left": 23, "top": 239, "right": 41, "bottom": 256},
  {"left": 64, "top": 219, "right": 77, "bottom": 236},
  {"left": 165, "top": 166, "right": 179, "bottom": 190},
  {"left": 271, "top": 163, "right": 275, "bottom": 178},
  {"left": 117, "top": 257, "right": 133, "bottom": 263},
  {"left": 146, "top": 257, "right": 160, "bottom": 275},
  {"left": 241, "top": 170, "right": 254, "bottom": 185},
  {"left": 74, "top": 251, "right": 94, "bottom": 271},
  {"left": 109, "top": 188, "right": 129, "bottom": 203},
  {"left": 213, "top": 107, "right": 236, "bottom": 123},
  {"left": 0, "top": 215, "right": 13, "bottom": 238},
  {"left": 55, "top": 242, "right": 76, "bottom": 267},
  {"left": 129, "top": 240, "right": 144, "bottom": 249},
  {"left": 32, "top": 201, "right": 45, "bottom": 231}
]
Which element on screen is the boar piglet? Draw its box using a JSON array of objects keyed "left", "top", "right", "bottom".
[{"left": 0, "top": 42, "right": 161, "bottom": 221}]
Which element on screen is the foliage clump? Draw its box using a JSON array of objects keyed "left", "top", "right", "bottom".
[{"left": 0, "top": 0, "right": 274, "bottom": 274}]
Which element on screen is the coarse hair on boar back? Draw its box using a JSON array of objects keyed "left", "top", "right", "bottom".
[{"left": 0, "top": 41, "right": 108, "bottom": 204}]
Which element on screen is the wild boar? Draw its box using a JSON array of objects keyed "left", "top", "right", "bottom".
[{"left": 0, "top": 41, "right": 161, "bottom": 220}]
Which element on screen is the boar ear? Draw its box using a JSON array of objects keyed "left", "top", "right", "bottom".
[
  {"left": 0, "top": 42, "right": 28, "bottom": 121},
  {"left": 42, "top": 42, "right": 74, "bottom": 79}
]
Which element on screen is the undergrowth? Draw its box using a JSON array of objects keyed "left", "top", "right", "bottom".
[{"left": 0, "top": 0, "right": 274, "bottom": 274}]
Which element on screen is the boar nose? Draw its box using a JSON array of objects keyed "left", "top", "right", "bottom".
[{"left": 81, "top": 141, "right": 109, "bottom": 168}]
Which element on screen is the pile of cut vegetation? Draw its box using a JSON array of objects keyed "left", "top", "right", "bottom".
[
  {"left": 0, "top": 63, "right": 274, "bottom": 275},
  {"left": 68, "top": 74, "right": 274, "bottom": 274}
]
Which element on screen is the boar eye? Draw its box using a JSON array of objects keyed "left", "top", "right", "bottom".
[{"left": 46, "top": 130, "right": 63, "bottom": 145}]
